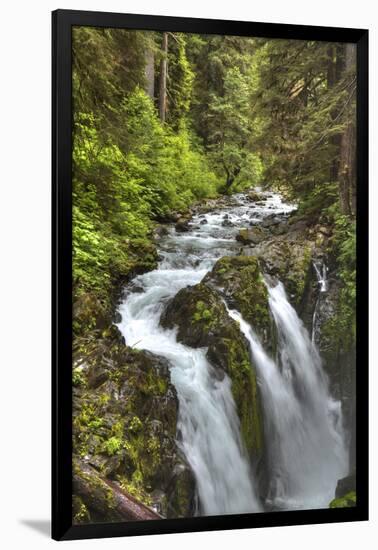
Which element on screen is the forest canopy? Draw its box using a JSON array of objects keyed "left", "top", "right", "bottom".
[{"left": 72, "top": 27, "right": 356, "bottom": 342}]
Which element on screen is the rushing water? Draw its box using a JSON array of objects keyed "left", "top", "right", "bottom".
[
  {"left": 312, "top": 261, "right": 328, "bottom": 344},
  {"left": 229, "top": 282, "right": 347, "bottom": 510},
  {"left": 117, "top": 191, "right": 346, "bottom": 515}
]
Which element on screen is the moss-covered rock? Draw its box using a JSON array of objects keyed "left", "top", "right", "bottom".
[
  {"left": 236, "top": 226, "right": 267, "bottom": 245},
  {"left": 161, "top": 279, "right": 264, "bottom": 462},
  {"left": 73, "top": 326, "right": 194, "bottom": 520},
  {"left": 243, "top": 237, "right": 314, "bottom": 310},
  {"left": 204, "top": 256, "right": 272, "bottom": 343},
  {"left": 329, "top": 491, "right": 356, "bottom": 508},
  {"left": 73, "top": 459, "right": 163, "bottom": 523}
]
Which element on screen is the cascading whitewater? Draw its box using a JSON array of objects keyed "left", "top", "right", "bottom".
[
  {"left": 312, "top": 261, "right": 328, "bottom": 344},
  {"left": 118, "top": 266, "right": 261, "bottom": 516},
  {"left": 229, "top": 281, "right": 348, "bottom": 510},
  {"left": 118, "top": 190, "right": 345, "bottom": 515},
  {"left": 117, "top": 192, "right": 294, "bottom": 515}
]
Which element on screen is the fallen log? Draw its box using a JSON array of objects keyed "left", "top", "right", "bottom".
[{"left": 73, "top": 459, "right": 162, "bottom": 523}]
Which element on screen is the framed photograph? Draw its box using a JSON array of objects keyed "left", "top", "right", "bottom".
[{"left": 52, "top": 9, "right": 368, "bottom": 541}]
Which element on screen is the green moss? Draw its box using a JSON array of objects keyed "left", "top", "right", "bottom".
[
  {"left": 72, "top": 495, "right": 91, "bottom": 524},
  {"left": 330, "top": 491, "right": 356, "bottom": 508},
  {"left": 73, "top": 367, "right": 86, "bottom": 387},
  {"left": 193, "top": 300, "right": 213, "bottom": 324},
  {"left": 223, "top": 337, "right": 263, "bottom": 456},
  {"left": 129, "top": 415, "right": 143, "bottom": 434},
  {"left": 103, "top": 436, "right": 122, "bottom": 456},
  {"left": 210, "top": 255, "right": 271, "bottom": 336}
]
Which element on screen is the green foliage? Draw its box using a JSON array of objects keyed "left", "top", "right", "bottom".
[
  {"left": 167, "top": 35, "right": 195, "bottom": 127},
  {"left": 73, "top": 367, "right": 86, "bottom": 388},
  {"left": 254, "top": 40, "right": 356, "bottom": 209},
  {"left": 193, "top": 301, "right": 212, "bottom": 323},
  {"left": 72, "top": 28, "right": 357, "bottom": 513},
  {"left": 73, "top": 87, "right": 218, "bottom": 302},
  {"left": 330, "top": 491, "right": 356, "bottom": 508},
  {"left": 129, "top": 416, "right": 143, "bottom": 434},
  {"left": 323, "top": 203, "right": 356, "bottom": 349},
  {"left": 297, "top": 182, "right": 338, "bottom": 221},
  {"left": 187, "top": 35, "right": 265, "bottom": 190},
  {"left": 102, "top": 436, "right": 123, "bottom": 456}
]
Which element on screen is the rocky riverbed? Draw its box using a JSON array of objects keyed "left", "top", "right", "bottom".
[{"left": 72, "top": 189, "right": 356, "bottom": 522}]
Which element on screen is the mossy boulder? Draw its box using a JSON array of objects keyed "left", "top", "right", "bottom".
[
  {"left": 329, "top": 491, "right": 356, "bottom": 508},
  {"left": 236, "top": 226, "right": 267, "bottom": 245},
  {"left": 161, "top": 280, "right": 264, "bottom": 463},
  {"left": 73, "top": 459, "right": 163, "bottom": 523},
  {"left": 243, "top": 237, "right": 314, "bottom": 310},
  {"left": 204, "top": 255, "right": 272, "bottom": 344},
  {"left": 73, "top": 327, "right": 194, "bottom": 521},
  {"left": 247, "top": 189, "right": 263, "bottom": 202}
]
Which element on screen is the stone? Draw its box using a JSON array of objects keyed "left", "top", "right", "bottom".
[
  {"left": 236, "top": 227, "right": 267, "bottom": 245},
  {"left": 175, "top": 218, "right": 191, "bottom": 232}
]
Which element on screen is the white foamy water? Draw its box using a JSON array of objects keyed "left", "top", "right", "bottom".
[
  {"left": 228, "top": 282, "right": 348, "bottom": 510},
  {"left": 117, "top": 190, "right": 345, "bottom": 514}
]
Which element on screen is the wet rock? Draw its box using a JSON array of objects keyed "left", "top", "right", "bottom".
[
  {"left": 175, "top": 218, "right": 191, "bottom": 232},
  {"left": 72, "top": 325, "right": 192, "bottom": 519},
  {"left": 204, "top": 256, "right": 272, "bottom": 342},
  {"left": 200, "top": 218, "right": 208, "bottom": 225},
  {"left": 154, "top": 225, "right": 169, "bottom": 238},
  {"left": 247, "top": 190, "right": 262, "bottom": 202},
  {"left": 166, "top": 461, "right": 196, "bottom": 518},
  {"left": 112, "top": 310, "right": 122, "bottom": 324},
  {"left": 236, "top": 226, "right": 267, "bottom": 245},
  {"left": 270, "top": 222, "right": 288, "bottom": 236},
  {"left": 245, "top": 235, "right": 315, "bottom": 310},
  {"left": 155, "top": 211, "right": 181, "bottom": 223},
  {"left": 335, "top": 472, "right": 356, "bottom": 499},
  {"left": 88, "top": 367, "right": 109, "bottom": 390},
  {"left": 261, "top": 215, "right": 282, "bottom": 228},
  {"left": 288, "top": 219, "right": 308, "bottom": 231}
]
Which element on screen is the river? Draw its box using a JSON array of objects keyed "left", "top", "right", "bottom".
[{"left": 117, "top": 191, "right": 348, "bottom": 516}]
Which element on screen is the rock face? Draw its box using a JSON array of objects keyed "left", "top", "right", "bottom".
[
  {"left": 161, "top": 256, "right": 272, "bottom": 468},
  {"left": 236, "top": 226, "right": 267, "bottom": 245},
  {"left": 329, "top": 471, "right": 356, "bottom": 509},
  {"left": 315, "top": 276, "right": 357, "bottom": 470},
  {"left": 242, "top": 232, "right": 314, "bottom": 313},
  {"left": 175, "top": 217, "right": 191, "bottom": 232},
  {"left": 204, "top": 256, "right": 273, "bottom": 345},
  {"left": 73, "top": 326, "right": 195, "bottom": 522}
]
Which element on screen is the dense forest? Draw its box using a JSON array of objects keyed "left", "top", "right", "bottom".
[{"left": 72, "top": 27, "right": 357, "bottom": 523}]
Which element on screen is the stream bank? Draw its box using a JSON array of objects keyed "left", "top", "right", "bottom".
[{"left": 72, "top": 189, "right": 355, "bottom": 522}]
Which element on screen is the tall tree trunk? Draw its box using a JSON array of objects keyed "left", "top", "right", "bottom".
[
  {"left": 145, "top": 49, "right": 155, "bottom": 100},
  {"left": 328, "top": 44, "right": 345, "bottom": 182},
  {"left": 338, "top": 43, "right": 356, "bottom": 216},
  {"left": 159, "top": 33, "right": 168, "bottom": 122}
]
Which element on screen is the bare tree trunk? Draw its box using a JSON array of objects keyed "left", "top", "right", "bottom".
[
  {"left": 328, "top": 44, "right": 345, "bottom": 181},
  {"left": 145, "top": 49, "right": 155, "bottom": 100},
  {"left": 159, "top": 33, "right": 168, "bottom": 122},
  {"left": 338, "top": 43, "right": 356, "bottom": 216}
]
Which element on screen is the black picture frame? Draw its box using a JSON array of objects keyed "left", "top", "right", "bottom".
[{"left": 52, "top": 9, "right": 369, "bottom": 541}]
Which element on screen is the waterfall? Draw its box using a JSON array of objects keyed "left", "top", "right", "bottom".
[
  {"left": 313, "top": 261, "right": 328, "bottom": 293},
  {"left": 117, "top": 190, "right": 345, "bottom": 515},
  {"left": 312, "top": 261, "right": 328, "bottom": 344},
  {"left": 228, "top": 281, "right": 348, "bottom": 510},
  {"left": 118, "top": 267, "right": 261, "bottom": 516}
]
